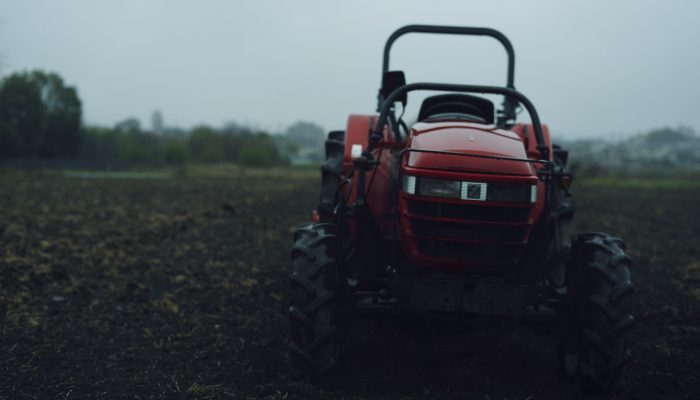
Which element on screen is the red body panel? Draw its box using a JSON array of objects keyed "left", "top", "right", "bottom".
[
  {"left": 342, "top": 114, "right": 373, "bottom": 173},
  {"left": 511, "top": 123, "right": 553, "bottom": 161},
  {"left": 343, "top": 114, "right": 397, "bottom": 241},
  {"left": 343, "top": 116, "right": 552, "bottom": 272},
  {"left": 408, "top": 121, "right": 534, "bottom": 175}
]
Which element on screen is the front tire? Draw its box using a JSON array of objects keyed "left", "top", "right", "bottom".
[
  {"left": 561, "top": 232, "right": 635, "bottom": 394},
  {"left": 288, "top": 223, "right": 343, "bottom": 380}
]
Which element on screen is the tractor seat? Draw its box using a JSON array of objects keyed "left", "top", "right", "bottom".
[{"left": 418, "top": 94, "right": 495, "bottom": 124}]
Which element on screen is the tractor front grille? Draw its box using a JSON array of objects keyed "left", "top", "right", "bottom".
[
  {"left": 405, "top": 199, "right": 532, "bottom": 267},
  {"left": 410, "top": 219, "right": 526, "bottom": 242},
  {"left": 407, "top": 199, "right": 530, "bottom": 223}
]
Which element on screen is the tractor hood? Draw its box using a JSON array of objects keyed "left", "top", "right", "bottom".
[{"left": 406, "top": 121, "right": 534, "bottom": 176}]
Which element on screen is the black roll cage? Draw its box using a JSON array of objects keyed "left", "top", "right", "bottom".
[
  {"left": 380, "top": 25, "right": 518, "bottom": 123},
  {"left": 370, "top": 83, "right": 549, "bottom": 160}
]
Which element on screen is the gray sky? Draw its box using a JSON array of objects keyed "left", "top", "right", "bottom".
[{"left": 1, "top": 0, "right": 698, "bottom": 138}]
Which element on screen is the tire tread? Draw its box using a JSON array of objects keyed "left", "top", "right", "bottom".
[{"left": 563, "top": 232, "right": 635, "bottom": 395}]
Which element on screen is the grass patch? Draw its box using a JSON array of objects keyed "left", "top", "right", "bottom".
[
  {"left": 581, "top": 176, "right": 700, "bottom": 190},
  {"left": 0, "top": 163, "right": 321, "bottom": 180},
  {"left": 62, "top": 170, "right": 170, "bottom": 179},
  {"left": 180, "top": 163, "right": 319, "bottom": 179}
]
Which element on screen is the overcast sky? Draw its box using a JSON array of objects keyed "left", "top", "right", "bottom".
[{"left": 1, "top": 1, "right": 698, "bottom": 138}]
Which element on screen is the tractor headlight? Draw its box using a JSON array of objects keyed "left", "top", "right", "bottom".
[
  {"left": 403, "top": 175, "right": 461, "bottom": 199},
  {"left": 417, "top": 177, "right": 462, "bottom": 198},
  {"left": 402, "top": 175, "right": 537, "bottom": 204}
]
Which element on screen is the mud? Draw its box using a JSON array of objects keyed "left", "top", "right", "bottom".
[{"left": 0, "top": 172, "right": 697, "bottom": 399}]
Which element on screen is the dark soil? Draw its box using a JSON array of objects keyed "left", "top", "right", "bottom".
[{"left": 0, "top": 172, "right": 698, "bottom": 399}]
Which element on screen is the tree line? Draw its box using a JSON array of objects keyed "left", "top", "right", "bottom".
[
  {"left": 0, "top": 69, "right": 303, "bottom": 167},
  {"left": 81, "top": 123, "right": 287, "bottom": 167},
  {"left": 0, "top": 70, "right": 81, "bottom": 158}
]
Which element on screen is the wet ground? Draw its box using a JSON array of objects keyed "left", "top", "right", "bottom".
[{"left": 0, "top": 171, "right": 698, "bottom": 399}]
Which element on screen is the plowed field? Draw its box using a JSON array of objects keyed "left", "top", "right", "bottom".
[{"left": 1, "top": 171, "right": 698, "bottom": 399}]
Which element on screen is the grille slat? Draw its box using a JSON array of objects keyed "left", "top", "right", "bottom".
[
  {"left": 407, "top": 199, "right": 531, "bottom": 223},
  {"left": 405, "top": 199, "right": 532, "bottom": 266},
  {"left": 410, "top": 219, "right": 526, "bottom": 242}
]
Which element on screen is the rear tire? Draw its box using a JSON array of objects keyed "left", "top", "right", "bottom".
[
  {"left": 288, "top": 223, "right": 343, "bottom": 380},
  {"left": 561, "top": 233, "right": 635, "bottom": 394},
  {"left": 318, "top": 131, "right": 345, "bottom": 222}
]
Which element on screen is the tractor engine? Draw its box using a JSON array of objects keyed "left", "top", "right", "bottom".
[{"left": 398, "top": 117, "right": 546, "bottom": 273}]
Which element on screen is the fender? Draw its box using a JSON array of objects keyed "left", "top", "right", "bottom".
[
  {"left": 342, "top": 114, "right": 401, "bottom": 241},
  {"left": 511, "top": 123, "right": 553, "bottom": 161},
  {"left": 342, "top": 114, "right": 375, "bottom": 174}
]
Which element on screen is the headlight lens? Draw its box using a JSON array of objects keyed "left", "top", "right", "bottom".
[
  {"left": 417, "top": 177, "right": 461, "bottom": 198},
  {"left": 403, "top": 175, "right": 537, "bottom": 204}
]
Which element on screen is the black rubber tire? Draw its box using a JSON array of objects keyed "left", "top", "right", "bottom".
[
  {"left": 288, "top": 223, "right": 343, "bottom": 380},
  {"left": 318, "top": 131, "right": 345, "bottom": 222},
  {"left": 561, "top": 232, "right": 635, "bottom": 394}
]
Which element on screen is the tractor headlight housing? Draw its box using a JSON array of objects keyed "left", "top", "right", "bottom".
[
  {"left": 403, "top": 175, "right": 463, "bottom": 199},
  {"left": 402, "top": 175, "right": 537, "bottom": 204},
  {"left": 417, "top": 177, "right": 462, "bottom": 198}
]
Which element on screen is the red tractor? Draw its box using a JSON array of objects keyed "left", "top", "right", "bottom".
[{"left": 289, "top": 25, "right": 634, "bottom": 395}]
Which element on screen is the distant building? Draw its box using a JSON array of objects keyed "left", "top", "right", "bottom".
[{"left": 152, "top": 110, "right": 164, "bottom": 135}]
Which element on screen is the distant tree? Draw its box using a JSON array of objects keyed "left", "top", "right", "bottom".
[
  {"left": 117, "top": 130, "right": 159, "bottom": 163},
  {"left": 239, "top": 133, "right": 286, "bottom": 167},
  {"left": 115, "top": 117, "right": 142, "bottom": 133},
  {"left": 0, "top": 73, "right": 44, "bottom": 157},
  {"left": 239, "top": 145, "right": 271, "bottom": 167},
  {"left": 162, "top": 138, "right": 189, "bottom": 165},
  {"left": 285, "top": 141, "right": 300, "bottom": 156},
  {"left": 80, "top": 125, "right": 121, "bottom": 160},
  {"left": 284, "top": 121, "right": 325, "bottom": 164},
  {"left": 286, "top": 121, "right": 325, "bottom": 146},
  {"left": 0, "top": 70, "right": 82, "bottom": 158},
  {"left": 222, "top": 121, "right": 253, "bottom": 136},
  {"left": 189, "top": 125, "right": 225, "bottom": 163},
  {"left": 36, "top": 72, "right": 82, "bottom": 157},
  {"left": 645, "top": 126, "right": 695, "bottom": 146}
]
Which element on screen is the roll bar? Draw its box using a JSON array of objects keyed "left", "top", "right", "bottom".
[
  {"left": 370, "top": 83, "right": 548, "bottom": 160},
  {"left": 380, "top": 25, "right": 518, "bottom": 123}
]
